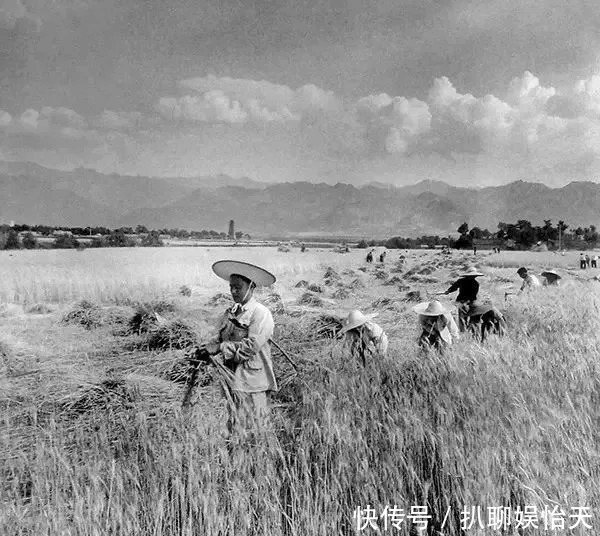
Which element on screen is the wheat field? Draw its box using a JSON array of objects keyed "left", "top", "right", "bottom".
[{"left": 2, "top": 246, "right": 600, "bottom": 535}]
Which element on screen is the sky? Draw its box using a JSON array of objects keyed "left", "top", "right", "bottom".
[{"left": 2, "top": 0, "right": 600, "bottom": 187}]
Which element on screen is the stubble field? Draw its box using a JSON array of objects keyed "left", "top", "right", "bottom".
[{"left": 2, "top": 246, "right": 600, "bottom": 535}]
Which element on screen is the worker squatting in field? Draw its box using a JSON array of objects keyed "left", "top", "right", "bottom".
[{"left": 338, "top": 310, "right": 389, "bottom": 365}]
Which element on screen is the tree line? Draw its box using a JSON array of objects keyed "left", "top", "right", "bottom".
[
  {"left": 357, "top": 219, "right": 600, "bottom": 250},
  {"left": 0, "top": 224, "right": 252, "bottom": 250}
]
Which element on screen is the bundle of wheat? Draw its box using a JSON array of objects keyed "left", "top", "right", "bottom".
[
  {"left": 383, "top": 275, "right": 404, "bottom": 286},
  {"left": 374, "top": 267, "right": 388, "bottom": 280},
  {"left": 297, "top": 292, "right": 324, "bottom": 307},
  {"left": 144, "top": 319, "right": 198, "bottom": 351},
  {"left": 295, "top": 280, "right": 309, "bottom": 288},
  {"left": 179, "top": 285, "right": 192, "bottom": 297},
  {"left": 60, "top": 378, "right": 139, "bottom": 417},
  {"left": 307, "top": 283, "right": 323, "bottom": 293},
  {"left": 304, "top": 313, "right": 344, "bottom": 340},
  {"left": 26, "top": 303, "right": 54, "bottom": 315},
  {"left": 331, "top": 288, "right": 350, "bottom": 300},
  {"left": 348, "top": 277, "right": 365, "bottom": 289},
  {"left": 390, "top": 262, "right": 404, "bottom": 274},
  {"left": 323, "top": 267, "right": 342, "bottom": 286},
  {"left": 262, "top": 291, "right": 286, "bottom": 314},
  {"left": 404, "top": 290, "right": 423, "bottom": 302},
  {"left": 357, "top": 266, "right": 367, "bottom": 272},
  {"left": 62, "top": 300, "right": 105, "bottom": 329},
  {"left": 371, "top": 297, "right": 393, "bottom": 308},
  {"left": 277, "top": 246, "right": 291, "bottom": 252}
]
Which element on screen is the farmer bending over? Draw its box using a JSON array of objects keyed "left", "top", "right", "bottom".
[
  {"left": 517, "top": 267, "right": 541, "bottom": 293},
  {"left": 413, "top": 300, "right": 460, "bottom": 352},
  {"left": 199, "top": 260, "right": 277, "bottom": 438},
  {"left": 338, "top": 310, "right": 388, "bottom": 366}
]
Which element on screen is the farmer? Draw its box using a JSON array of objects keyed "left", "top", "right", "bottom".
[
  {"left": 379, "top": 251, "right": 387, "bottom": 263},
  {"left": 517, "top": 267, "right": 541, "bottom": 292},
  {"left": 413, "top": 300, "right": 460, "bottom": 352},
  {"left": 366, "top": 250, "right": 374, "bottom": 263},
  {"left": 300, "top": 243, "right": 306, "bottom": 253},
  {"left": 464, "top": 303, "right": 507, "bottom": 341},
  {"left": 338, "top": 310, "right": 388, "bottom": 366},
  {"left": 199, "top": 260, "right": 277, "bottom": 437},
  {"left": 580, "top": 253, "right": 587, "bottom": 269},
  {"left": 592, "top": 255, "right": 598, "bottom": 268},
  {"left": 541, "top": 270, "right": 561, "bottom": 286},
  {"left": 443, "top": 266, "right": 484, "bottom": 332},
  {"left": 586, "top": 254, "right": 591, "bottom": 268}
]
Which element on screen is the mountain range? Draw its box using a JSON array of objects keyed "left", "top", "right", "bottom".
[{"left": 1, "top": 161, "right": 599, "bottom": 238}]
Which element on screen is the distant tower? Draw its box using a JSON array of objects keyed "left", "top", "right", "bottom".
[{"left": 228, "top": 220, "right": 235, "bottom": 240}]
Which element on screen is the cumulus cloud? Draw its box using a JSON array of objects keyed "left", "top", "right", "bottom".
[
  {"left": 158, "top": 75, "right": 340, "bottom": 124},
  {"left": 355, "top": 93, "right": 431, "bottom": 154}
]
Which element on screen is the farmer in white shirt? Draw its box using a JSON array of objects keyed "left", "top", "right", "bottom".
[
  {"left": 517, "top": 267, "right": 542, "bottom": 292},
  {"left": 339, "top": 310, "right": 388, "bottom": 366},
  {"left": 413, "top": 300, "right": 460, "bottom": 352},
  {"left": 200, "top": 260, "right": 277, "bottom": 436}
]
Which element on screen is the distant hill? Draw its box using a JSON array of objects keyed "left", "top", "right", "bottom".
[{"left": 1, "top": 161, "right": 600, "bottom": 236}]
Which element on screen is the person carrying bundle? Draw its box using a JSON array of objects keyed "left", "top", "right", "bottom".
[
  {"left": 413, "top": 300, "right": 460, "bottom": 352},
  {"left": 443, "top": 266, "right": 484, "bottom": 332},
  {"left": 198, "top": 260, "right": 278, "bottom": 437},
  {"left": 338, "top": 310, "right": 388, "bottom": 366},
  {"left": 366, "top": 250, "right": 374, "bottom": 263}
]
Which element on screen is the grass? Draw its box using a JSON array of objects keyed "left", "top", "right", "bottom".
[{"left": 2, "top": 248, "right": 600, "bottom": 534}]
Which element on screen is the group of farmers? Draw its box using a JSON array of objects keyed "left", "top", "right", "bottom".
[{"left": 195, "top": 256, "right": 561, "bottom": 440}]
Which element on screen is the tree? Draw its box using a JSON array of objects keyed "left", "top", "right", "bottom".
[
  {"left": 235, "top": 231, "right": 244, "bottom": 240},
  {"left": 21, "top": 232, "right": 37, "bottom": 249},
  {"left": 135, "top": 225, "right": 149, "bottom": 234},
  {"left": 141, "top": 230, "right": 164, "bottom": 247},
  {"left": 4, "top": 230, "right": 20, "bottom": 249},
  {"left": 53, "top": 235, "right": 79, "bottom": 249},
  {"left": 457, "top": 222, "right": 469, "bottom": 236},
  {"left": 468, "top": 227, "right": 484, "bottom": 240}
]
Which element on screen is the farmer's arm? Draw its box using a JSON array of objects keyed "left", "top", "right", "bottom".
[
  {"left": 220, "top": 308, "right": 274, "bottom": 364},
  {"left": 444, "top": 280, "right": 459, "bottom": 294}
]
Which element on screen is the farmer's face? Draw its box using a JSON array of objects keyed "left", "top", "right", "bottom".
[{"left": 230, "top": 275, "right": 253, "bottom": 304}]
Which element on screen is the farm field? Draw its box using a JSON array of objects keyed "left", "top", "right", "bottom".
[{"left": 2, "top": 246, "right": 600, "bottom": 535}]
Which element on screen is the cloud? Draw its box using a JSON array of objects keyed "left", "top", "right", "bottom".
[
  {"left": 355, "top": 93, "right": 431, "bottom": 154},
  {"left": 92, "top": 110, "right": 143, "bottom": 131},
  {"left": 158, "top": 75, "right": 340, "bottom": 124},
  {"left": 0, "top": 0, "right": 41, "bottom": 31},
  {"left": 0, "top": 110, "right": 12, "bottom": 127}
]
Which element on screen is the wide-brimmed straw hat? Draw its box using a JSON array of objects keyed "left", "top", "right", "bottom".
[
  {"left": 460, "top": 266, "right": 484, "bottom": 277},
  {"left": 212, "top": 260, "right": 276, "bottom": 287},
  {"left": 412, "top": 300, "right": 449, "bottom": 316},
  {"left": 541, "top": 270, "right": 561, "bottom": 280},
  {"left": 339, "top": 310, "right": 378, "bottom": 334},
  {"left": 517, "top": 266, "right": 528, "bottom": 275}
]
